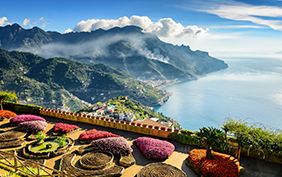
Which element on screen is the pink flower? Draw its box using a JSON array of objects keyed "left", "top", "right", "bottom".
[
  {"left": 10, "top": 114, "right": 46, "bottom": 125},
  {"left": 54, "top": 123, "right": 80, "bottom": 134},
  {"left": 79, "top": 128, "right": 119, "bottom": 141},
  {"left": 136, "top": 137, "right": 175, "bottom": 159},
  {"left": 90, "top": 137, "right": 132, "bottom": 155},
  {"left": 18, "top": 120, "right": 47, "bottom": 133}
]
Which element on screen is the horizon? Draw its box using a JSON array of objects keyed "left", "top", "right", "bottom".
[{"left": 1, "top": 0, "right": 282, "bottom": 59}]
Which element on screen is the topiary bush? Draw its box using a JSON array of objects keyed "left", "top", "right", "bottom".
[
  {"left": 18, "top": 120, "right": 47, "bottom": 133},
  {"left": 136, "top": 137, "right": 175, "bottom": 159},
  {"left": 54, "top": 123, "right": 80, "bottom": 134},
  {"left": 79, "top": 128, "right": 120, "bottom": 142},
  {"left": 10, "top": 114, "right": 46, "bottom": 126},
  {"left": 0, "top": 110, "right": 17, "bottom": 120},
  {"left": 90, "top": 137, "right": 133, "bottom": 155}
]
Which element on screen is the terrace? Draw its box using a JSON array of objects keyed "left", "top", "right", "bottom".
[{"left": 0, "top": 104, "right": 281, "bottom": 176}]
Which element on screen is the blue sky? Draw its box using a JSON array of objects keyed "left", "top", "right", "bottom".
[{"left": 1, "top": 0, "right": 282, "bottom": 58}]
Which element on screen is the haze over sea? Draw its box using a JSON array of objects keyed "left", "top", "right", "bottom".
[{"left": 154, "top": 57, "right": 282, "bottom": 131}]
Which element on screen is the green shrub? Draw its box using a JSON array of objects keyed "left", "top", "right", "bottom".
[
  {"left": 55, "top": 135, "right": 67, "bottom": 148},
  {"left": 36, "top": 131, "right": 46, "bottom": 142},
  {"left": 168, "top": 132, "right": 203, "bottom": 147},
  {"left": 180, "top": 129, "right": 195, "bottom": 135}
]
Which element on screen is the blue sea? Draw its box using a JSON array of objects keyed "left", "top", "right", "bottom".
[{"left": 154, "top": 57, "right": 282, "bottom": 131}]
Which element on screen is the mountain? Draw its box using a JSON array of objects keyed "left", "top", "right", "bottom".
[
  {"left": 0, "top": 49, "right": 171, "bottom": 110},
  {"left": 0, "top": 24, "right": 228, "bottom": 86}
]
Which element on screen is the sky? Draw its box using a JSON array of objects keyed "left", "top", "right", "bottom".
[{"left": 1, "top": 0, "right": 282, "bottom": 59}]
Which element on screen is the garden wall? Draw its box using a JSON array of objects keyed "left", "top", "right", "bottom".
[{"left": 38, "top": 108, "right": 177, "bottom": 139}]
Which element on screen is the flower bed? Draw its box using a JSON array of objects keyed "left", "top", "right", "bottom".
[
  {"left": 79, "top": 128, "right": 120, "bottom": 142},
  {"left": 18, "top": 120, "right": 47, "bottom": 133},
  {"left": 186, "top": 149, "right": 240, "bottom": 177},
  {"left": 136, "top": 137, "right": 175, "bottom": 159},
  {"left": 54, "top": 123, "right": 80, "bottom": 135},
  {"left": 10, "top": 114, "right": 46, "bottom": 126},
  {"left": 0, "top": 110, "right": 16, "bottom": 120},
  {"left": 90, "top": 137, "right": 133, "bottom": 155}
]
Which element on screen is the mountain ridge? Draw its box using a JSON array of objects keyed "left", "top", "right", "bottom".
[{"left": 0, "top": 23, "right": 228, "bottom": 86}]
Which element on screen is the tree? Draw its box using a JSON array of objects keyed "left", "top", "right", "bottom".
[
  {"left": 196, "top": 126, "right": 225, "bottom": 159},
  {"left": 0, "top": 90, "right": 17, "bottom": 110}
]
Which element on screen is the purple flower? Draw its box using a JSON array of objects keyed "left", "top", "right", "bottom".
[
  {"left": 136, "top": 137, "right": 175, "bottom": 159},
  {"left": 90, "top": 137, "right": 132, "bottom": 155},
  {"left": 10, "top": 114, "right": 46, "bottom": 125},
  {"left": 18, "top": 120, "right": 47, "bottom": 133}
]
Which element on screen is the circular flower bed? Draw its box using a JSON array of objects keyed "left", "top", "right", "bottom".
[
  {"left": 136, "top": 137, "right": 175, "bottom": 159},
  {"left": 137, "top": 163, "right": 187, "bottom": 177},
  {"left": 0, "top": 110, "right": 16, "bottom": 120},
  {"left": 90, "top": 137, "right": 133, "bottom": 155},
  {"left": 186, "top": 149, "right": 240, "bottom": 177},
  {"left": 79, "top": 151, "right": 114, "bottom": 170},
  {"left": 24, "top": 137, "right": 74, "bottom": 159},
  {"left": 0, "top": 130, "right": 26, "bottom": 141}
]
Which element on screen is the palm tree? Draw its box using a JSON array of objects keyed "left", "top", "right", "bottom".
[
  {"left": 197, "top": 126, "right": 225, "bottom": 159},
  {"left": 0, "top": 90, "right": 17, "bottom": 110}
]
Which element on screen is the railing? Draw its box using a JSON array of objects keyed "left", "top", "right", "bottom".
[
  {"left": 0, "top": 150, "right": 70, "bottom": 177},
  {"left": 39, "top": 108, "right": 177, "bottom": 138}
]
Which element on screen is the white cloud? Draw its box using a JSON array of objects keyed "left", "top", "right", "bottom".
[
  {"left": 23, "top": 33, "right": 170, "bottom": 63},
  {"left": 22, "top": 17, "right": 48, "bottom": 28},
  {"left": 34, "top": 17, "right": 44, "bottom": 24},
  {"left": 0, "top": 17, "right": 9, "bottom": 26},
  {"left": 204, "top": 4, "right": 282, "bottom": 31},
  {"left": 62, "top": 28, "right": 73, "bottom": 34},
  {"left": 209, "top": 25, "right": 266, "bottom": 29},
  {"left": 23, "top": 18, "right": 30, "bottom": 26},
  {"left": 71, "top": 15, "right": 208, "bottom": 38}
]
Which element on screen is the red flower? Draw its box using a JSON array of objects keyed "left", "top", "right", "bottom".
[
  {"left": 0, "top": 110, "right": 17, "bottom": 120},
  {"left": 187, "top": 149, "right": 240, "bottom": 177},
  {"left": 79, "top": 128, "right": 120, "bottom": 141},
  {"left": 54, "top": 123, "right": 80, "bottom": 134}
]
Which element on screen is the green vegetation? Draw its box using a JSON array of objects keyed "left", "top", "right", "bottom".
[
  {"left": 0, "top": 90, "right": 17, "bottom": 110},
  {"left": 55, "top": 135, "right": 67, "bottom": 148},
  {"left": 222, "top": 117, "right": 282, "bottom": 160},
  {"left": 170, "top": 118, "right": 282, "bottom": 161},
  {"left": 77, "top": 96, "right": 181, "bottom": 129},
  {"left": 0, "top": 48, "right": 171, "bottom": 111},
  {"left": 3, "top": 101, "right": 42, "bottom": 115},
  {"left": 169, "top": 129, "right": 230, "bottom": 154},
  {"left": 36, "top": 131, "right": 46, "bottom": 143},
  {"left": 196, "top": 127, "right": 225, "bottom": 159}
]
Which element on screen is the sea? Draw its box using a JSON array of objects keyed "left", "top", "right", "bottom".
[{"left": 154, "top": 57, "right": 282, "bottom": 131}]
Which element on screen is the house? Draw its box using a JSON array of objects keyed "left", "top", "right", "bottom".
[
  {"left": 133, "top": 118, "right": 174, "bottom": 130},
  {"left": 105, "top": 105, "right": 115, "bottom": 114},
  {"left": 96, "top": 108, "right": 105, "bottom": 116},
  {"left": 124, "top": 112, "right": 136, "bottom": 122}
]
